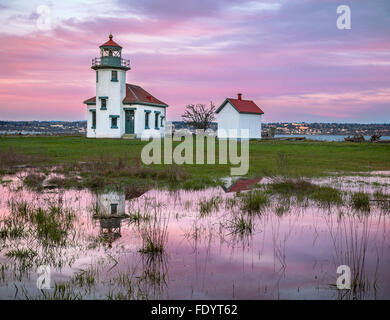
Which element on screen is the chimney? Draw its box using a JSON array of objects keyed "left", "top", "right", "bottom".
[{"left": 237, "top": 93, "right": 242, "bottom": 100}]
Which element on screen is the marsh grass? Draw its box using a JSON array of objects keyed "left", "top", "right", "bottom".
[
  {"left": 5, "top": 198, "right": 76, "bottom": 246},
  {"left": 138, "top": 209, "right": 169, "bottom": 255},
  {"left": 239, "top": 190, "right": 269, "bottom": 212},
  {"left": 350, "top": 192, "right": 371, "bottom": 212},
  {"left": 5, "top": 248, "right": 37, "bottom": 260},
  {"left": 46, "top": 176, "right": 81, "bottom": 189},
  {"left": 226, "top": 214, "right": 253, "bottom": 236},
  {"left": 40, "top": 282, "right": 83, "bottom": 300},
  {"left": 267, "top": 178, "right": 343, "bottom": 207},
  {"left": 128, "top": 209, "right": 150, "bottom": 224},
  {"left": 23, "top": 172, "right": 45, "bottom": 189},
  {"left": 224, "top": 197, "right": 237, "bottom": 210},
  {"left": 199, "top": 196, "right": 222, "bottom": 216},
  {"left": 0, "top": 147, "right": 50, "bottom": 175},
  {"left": 180, "top": 176, "right": 219, "bottom": 190},
  {"left": 72, "top": 267, "right": 98, "bottom": 288},
  {"left": 31, "top": 205, "right": 75, "bottom": 245},
  {"left": 309, "top": 186, "right": 343, "bottom": 206},
  {"left": 373, "top": 189, "right": 390, "bottom": 212}
]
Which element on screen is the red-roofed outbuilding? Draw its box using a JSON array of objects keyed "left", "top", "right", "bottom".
[{"left": 216, "top": 93, "right": 264, "bottom": 139}]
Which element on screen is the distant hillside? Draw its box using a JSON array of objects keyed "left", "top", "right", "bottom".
[{"left": 0, "top": 120, "right": 389, "bottom": 136}]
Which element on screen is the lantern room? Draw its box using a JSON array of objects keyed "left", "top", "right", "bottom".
[{"left": 91, "top": 34, "right": 130, "bottom": 70}]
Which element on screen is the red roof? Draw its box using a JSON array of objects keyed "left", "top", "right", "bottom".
[
  {"left": 100, "top": 34, "right": 122, "bottom": 48},
  {"left": 83, "top": 96, "right": 96, "bottom": 104},
  {"left": 83, "top": 83, "right": 168, "bottom": 107},
  {"left": 216, "top": 97, "right": 264, "bottom": 115},
  {"left": 224, "top": 178, "right": 262, "bottom": 193}
]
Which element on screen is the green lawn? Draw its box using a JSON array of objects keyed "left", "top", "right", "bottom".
[{"left": 1, "top": 136, "right": 389, "bottom": 182}]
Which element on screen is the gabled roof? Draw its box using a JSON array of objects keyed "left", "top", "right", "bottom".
[
  {"left": 83, "top": 96, "right": 96, "bottom": 105},
  {"left": 123, "top": 84, "right": 168, "bottom": 107},
  {"left": 216, "top": 98, "right": 264, "bottom": 115},
  {"left": 100, "top": 34, "right": 122, "bottom": 48},
  {"left": 83, "top": 83, "right": 168, "bottom": 107},
  {"left": 222, "top": 178, "right": 262, "bottom": 193}
]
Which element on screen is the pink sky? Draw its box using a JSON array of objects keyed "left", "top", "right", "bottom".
[{"left": 0, "top": 0, "right": 389, "bottom": 122}]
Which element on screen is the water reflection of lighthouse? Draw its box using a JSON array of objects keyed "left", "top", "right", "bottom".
[
  {"left": 97, "top": 191, "right": 126, "bottom": 215},
  {"left": 93, "top": 191, "right": 127, "bottom": 247}
]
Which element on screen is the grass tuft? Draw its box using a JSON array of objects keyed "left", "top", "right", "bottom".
[
  {"left": 350, "top": 192, "right": 371, "bottom": 212},
  {"left": 239, "top": 190, "right": 269, "bottom": 212}
]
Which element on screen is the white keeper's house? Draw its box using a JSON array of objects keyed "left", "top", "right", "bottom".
[
  {"left": 83, "top": 35, "right": 168, "bottom": 138},
  {"left": 216, "top": 93, "right": 264, "bottom": 139}
]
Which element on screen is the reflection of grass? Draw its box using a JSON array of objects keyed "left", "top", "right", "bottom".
[
  {"left": 128, "top": 209, "right": 149, "bottom": 224},
  {"left": 138, "top": 210, "right": 168, "bottom": 255},
  {"left": 199, "top": 196, "right": 222, "bottom": 216},
  {"left": 5, "top": 248, "right": 37, "bottom": 260},
  {"left": 350, "top": 192, "right": 370, "bottom": 212},
  {"left": 227, "top": 214, "right": 253, "bottom": 236},
  {"left": 72, "top": 267, "right": 97, "bottom": 288}
]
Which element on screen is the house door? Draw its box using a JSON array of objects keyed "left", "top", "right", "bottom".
[{"left": 125, "top": 110, "right": 134, "bottom": 134}]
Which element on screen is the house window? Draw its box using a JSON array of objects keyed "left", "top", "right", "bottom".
[
  {"left": 160, "top": 116, "right": 164, "bottom": 127},
  {"left": 96, "top": 71, "right": 98, "bottom": 83},
  {"left": 110, "top": 203, "right": 118, "bottom": 215},
  {"left": 111, "top": 71, "right": 118, "bottom": 82},
  {"left": 155, "top": 113, "right": 159, "bottom": 129},
  {"left": 91, "top": 111, "right": 96, "bottom": 129},
  {"left": 110, "top": 115, "right": 119, "bottom": 129},
  {"left": 101, "top": 98, "right": 107, "bottom": 110},
  {"left": 154, "top": 111, "right": 160, "bottom": 130},
  {"left": 145, "top": 111, "right": 150, "bottom": 129}
]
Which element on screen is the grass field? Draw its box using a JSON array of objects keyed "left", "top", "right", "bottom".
[{"left": 0, "top": 136, "right": 389, "bottom": 189}]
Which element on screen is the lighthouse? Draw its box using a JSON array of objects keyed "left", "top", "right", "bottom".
[{"left": 83, "top": 35, "right": 168, "bottom": 139}]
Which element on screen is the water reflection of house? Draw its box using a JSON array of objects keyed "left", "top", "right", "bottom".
[
  {"left": 98, "top": 216, "right": 124, "bottom": 247},
  {"left": 222, "top": 178, "right": 261, "bottom": 193},
  {"left": 94, "top": 191, "right": 127, "bottom": 247},
  {"left": 97, "top": 191, "right": 126, "bottom": 215}
]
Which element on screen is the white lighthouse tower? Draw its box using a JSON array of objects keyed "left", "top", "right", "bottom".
[{"left": 84, "top": 35, "right": 168, "bottom": 139}]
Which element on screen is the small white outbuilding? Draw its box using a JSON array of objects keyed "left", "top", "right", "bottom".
[{"left": 216, "top": 93, "right": 264, "bottom": 139}]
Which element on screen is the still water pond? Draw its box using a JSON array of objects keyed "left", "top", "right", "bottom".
[{"left": 0, "top": 174, "right": 389, "bottom": 300}]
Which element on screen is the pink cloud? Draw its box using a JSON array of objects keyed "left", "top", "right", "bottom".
[{"left": 0, "top": 0, "right": 389, "bottom": 122}]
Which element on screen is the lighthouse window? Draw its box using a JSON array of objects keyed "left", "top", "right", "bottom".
[
  {"left": 91, "top": 111, "right": 96, "bottom": 129},
  {"left": 111, "top": 117, "right": 118, "bottom": 129},
  {"left": 160, "top": 116, "right": 164, "bottom": 127},
  {"left": 111, "top": 71, "right": 118, "bottom": 82},
  {"left": 96, "top": 71, "right": 98, "bottom": 83},
  {"left": 101, "top": 98, "right": 107, "bottom": 110}
]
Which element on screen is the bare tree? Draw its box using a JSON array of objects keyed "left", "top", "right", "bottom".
[{"left": 181, "top": 102, "right": 216, "bottom": 130}]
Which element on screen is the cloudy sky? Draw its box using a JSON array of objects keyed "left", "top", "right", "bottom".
[{"left": 0, "top": 0, "right": 389, "bottom": 122}]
